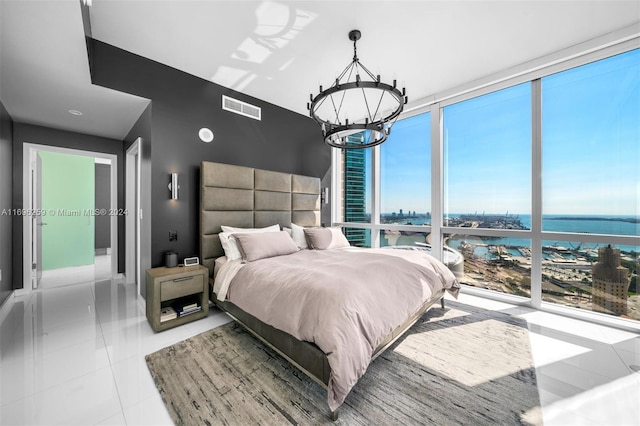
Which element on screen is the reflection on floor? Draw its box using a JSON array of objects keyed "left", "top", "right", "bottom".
[
  {"left": 0, "top": 279, "right": 638, "bottom": 425},
  {"left": 39, "top": 254, "right": 112, "bottom": 289}
]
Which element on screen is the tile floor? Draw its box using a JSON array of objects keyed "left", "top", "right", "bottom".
[
  {"left": 0, "top": 277, "right": 638, "bottom": 425},
  {"left": 38, "top": 254, "right": 112, "bottom": 290}
]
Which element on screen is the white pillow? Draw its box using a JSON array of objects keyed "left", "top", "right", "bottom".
[
  {"left": 219, "top": 224, "right": 280, "bottom": 260},
  {"left": 221, "top": 224, "right": 280, "bottom": 233},
  {"left": 290, "top": 223, "right": 308, "bottom": 249}
]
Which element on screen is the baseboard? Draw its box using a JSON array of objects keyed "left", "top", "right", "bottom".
[
  {"left": 0, "top": 290, "right": 15, "bottom": 324},
  {"left": 137, "top": 293, "right": 146, "bottom": 312}
]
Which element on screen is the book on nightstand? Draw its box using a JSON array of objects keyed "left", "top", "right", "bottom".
[
  {"left": 160, "top": 306, "right": 178, "bottom": 322},
  {"left": 179, "top": 305, "right": 202, "bottom": 316},
  {"left": 182, "top": 302, "right": 199, "bottom": 311}
]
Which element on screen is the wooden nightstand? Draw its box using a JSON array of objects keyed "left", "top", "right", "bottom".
[{"left": 146, "top": 265, "right": 209, "bottom": 332}]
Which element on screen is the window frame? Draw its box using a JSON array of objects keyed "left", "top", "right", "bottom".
[{"left": 332, "top": 32, "right": 640, "bottom": 332}]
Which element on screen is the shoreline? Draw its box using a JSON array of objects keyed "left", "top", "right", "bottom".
[{"left": 546, "top": 216, "right": 640, "bottom": 224}]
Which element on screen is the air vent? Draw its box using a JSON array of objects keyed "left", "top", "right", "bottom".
[{"left": 222, "top": 95, "right": 261, "bottom": 120}]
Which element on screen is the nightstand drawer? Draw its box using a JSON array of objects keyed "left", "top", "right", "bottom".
[{"left": 160, "top": 274, "right": 204, "bottom": 301}]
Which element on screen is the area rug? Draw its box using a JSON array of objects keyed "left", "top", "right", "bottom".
[{"left": 145, "top": 300, "right": 542, "bottom": 425}]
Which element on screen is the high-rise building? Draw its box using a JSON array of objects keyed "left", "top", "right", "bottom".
[
  {"left": 342, "top": 133, "right": 367, "bottom": 246},
  {"left": 591, "top": 245, "right": 630, "bottom": 316}
]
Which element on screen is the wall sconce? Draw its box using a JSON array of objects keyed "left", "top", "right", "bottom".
[
  {"left": 321, "top": 187, "right": 329, "bottom": 205},
  {"left": 168, "top": 173, "right": 179, "bottom": 199}
]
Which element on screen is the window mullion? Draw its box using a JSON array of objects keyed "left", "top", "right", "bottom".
[
  {"left": 430, "top": 104, "right": 443, "bottom": 262},
  {"left": 371, "top": 145, "right": 381, "bottom": 248},
  {"left": 330, "top": 147, "right": 341, "bottom": 225},
  {"left": 531, "top": 78, "right": 543, "bottom": 309}
]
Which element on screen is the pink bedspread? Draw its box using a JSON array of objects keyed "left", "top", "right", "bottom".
[{"left": 225, "top": 248, "right": 460, "bottom": 411}]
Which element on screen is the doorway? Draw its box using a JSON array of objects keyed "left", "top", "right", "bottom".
[{"left": 22, "top": 144, "right": 118, "bottom": 290}]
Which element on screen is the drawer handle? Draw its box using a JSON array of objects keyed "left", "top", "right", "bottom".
[{"left": 173, "top": 277, "right": 192, "bottom": 282}]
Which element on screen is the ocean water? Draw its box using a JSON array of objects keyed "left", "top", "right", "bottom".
[
  {"left": 526, "top": 214, "right": 639, "bottom": 236},
  {"left": 376, "top": 214, "right": 639, "bottom": 254}
]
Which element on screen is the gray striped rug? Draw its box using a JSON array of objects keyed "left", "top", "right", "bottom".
[{"left": 145, "top": 300, "right": 542, "bottom": 425}]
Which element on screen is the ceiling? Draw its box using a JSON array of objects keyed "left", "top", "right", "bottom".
[
  {"left": 1, "top": 1, "right": 639, "bottom": 141},
  {"left": 0, "top": 0, "right": 150, "bottom": 140}
]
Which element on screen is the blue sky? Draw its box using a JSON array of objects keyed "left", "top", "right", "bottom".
[
  {"left": 377, "top": 48, "right": 639, "bottom": 216},
  {"left": 381, "top": 113, "right": 430, "bottom": 214}
]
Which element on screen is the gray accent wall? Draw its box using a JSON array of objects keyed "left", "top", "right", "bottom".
[
  {"left": 0, "top": 102, "right": 13, "bottom": 304},
  {"left": 88, "top": 39, "right": 331, "bottom": 271}
]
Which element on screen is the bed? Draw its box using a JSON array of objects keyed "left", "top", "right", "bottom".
[{"left": 199, "top": 161, "right": 459, "bottom": 419}]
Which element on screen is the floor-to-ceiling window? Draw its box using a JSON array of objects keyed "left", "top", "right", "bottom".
[
  {"left": 540, "top": 49, "right": 640, "bottom": 318},
  {"left": 380, "top": 112, "right": 431, "bottom": 248},
  {"left": 335, "top": 46, "right": 639, "bottom": 327},
  {"left": 443, "top": 83, "right": 533, "bottom": 297}
]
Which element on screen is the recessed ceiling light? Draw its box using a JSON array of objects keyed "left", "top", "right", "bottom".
[{"left": 68, "top": 110, "right": 83, "bottom": 116}]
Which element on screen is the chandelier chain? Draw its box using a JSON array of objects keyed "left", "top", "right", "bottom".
[
  {"left": 356, "top": 60, "right": 378, "bottom": 82},
  {"left": 353, "top": 37, "right": 358, "bottom": 62}
]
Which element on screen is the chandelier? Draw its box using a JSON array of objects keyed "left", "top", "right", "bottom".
[{"left": 307, "top": 30, "right": 407, "bottom": 149}]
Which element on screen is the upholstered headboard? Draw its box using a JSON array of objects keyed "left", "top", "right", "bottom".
[{"left": 200, "top": 161, "right": 321, "bottom": 277}]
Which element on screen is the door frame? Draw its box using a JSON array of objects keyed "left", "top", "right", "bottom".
[
  {"left": 33, "top": 151, "right": 43, "bottom": 289},
  {"left": 21, "top": 143, "right": 119, "bottom": 291},
  {"left": 125, "top": 138, "right": 142, "bottom": 296}
]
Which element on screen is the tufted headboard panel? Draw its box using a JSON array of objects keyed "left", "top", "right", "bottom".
[{"left": 200, "top": 161, "right": 320, "bottom": 277}]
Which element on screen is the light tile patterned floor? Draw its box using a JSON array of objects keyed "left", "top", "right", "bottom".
[{"left": 0, "top": 279, "right": 638, "bottom": 425}]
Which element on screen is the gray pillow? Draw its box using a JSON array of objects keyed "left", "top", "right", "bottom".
[
  {"left": 303, "top": 227, "right": 351, "bottom": 250},
  {"left": 233, "top": 231, "right": 300, "bottom": 262}
]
